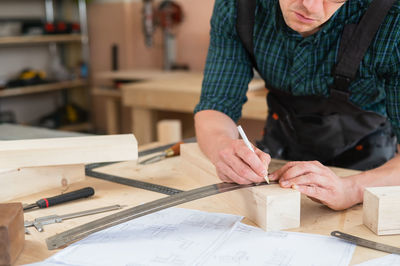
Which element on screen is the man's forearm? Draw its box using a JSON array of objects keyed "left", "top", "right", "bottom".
[
  {"left": 349, "top": 145, "right": 400, "bottom": 204},
  {"left": 194, "top": 110, "right": 239, "bottom": 164}
]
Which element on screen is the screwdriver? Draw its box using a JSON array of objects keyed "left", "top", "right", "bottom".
[
  {"left": 23, "top": 187, "right": 95, "bottom": 211},
  {"left": 139, "top": 141, "right": 183, "bottom": 165}
]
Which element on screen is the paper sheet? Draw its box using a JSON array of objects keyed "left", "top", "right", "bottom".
[
  {"left": 37, "top": 208, "right": 242, "bottom": 266},
  {"left": 199, "top": 223, "right": 355, "bottom": 266},
  {"left": 355, "top": 254, "right": 400, "bottom": 266},
  {"left": 27, "top": 208, "right": 356, "bottom": 266}
]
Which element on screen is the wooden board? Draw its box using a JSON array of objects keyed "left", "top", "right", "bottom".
[
  {"left": 0, "top": 164, "right": 85, "bottom": 202},
  {"left": 0, "top": 134, "right": 138, "bottom": 169},
  {"left": 180, "top": 143, "right": 301, "bottom": 231},
  {"left": 0, "top": 203, "right": 24, "bottom": 266},
  {"left": 363, "top": 186, "right": 400, "bottom": 235}
]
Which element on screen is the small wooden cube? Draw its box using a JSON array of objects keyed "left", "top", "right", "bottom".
[
  {"left": 180, "top": 143, "right": 300, "bottom": 231},
  {"left": 363, "top": 186, "right": 400, "bottom": 235},
  {"left": 0, "top": 203, "right": 25, "bottom": 266}
]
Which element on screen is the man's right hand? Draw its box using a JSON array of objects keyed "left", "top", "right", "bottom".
[
  {"left": 212, "top": 138, "right": 271, "bottom": 184},
  {"left": 195, "top": 110, "right": 271, "bottom": 184}
]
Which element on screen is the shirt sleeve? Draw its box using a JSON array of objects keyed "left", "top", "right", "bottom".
[{"left": 194, "top": 0, "right": 254, "bottom": 122}]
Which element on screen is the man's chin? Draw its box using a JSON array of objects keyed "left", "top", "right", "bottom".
[{"left": 288, "top": 23, "right": 320, "bottom": 36}]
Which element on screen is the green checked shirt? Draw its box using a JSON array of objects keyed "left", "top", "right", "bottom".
[{"left": 194, "top": 0, "right": 400, "bottom": 143}]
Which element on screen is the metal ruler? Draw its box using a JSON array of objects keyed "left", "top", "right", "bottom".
[
  {"left": 46, "top": 181, "right": 273, "bottom": 250},
  {"left": 86, "top": 170, "right": 183, "bottom": 195},
  {"left": 331, "top": 231, "right": 400, "bottom": 254},
  {"left": 85, "top": 138, "right": 196, "bottom": 195}
]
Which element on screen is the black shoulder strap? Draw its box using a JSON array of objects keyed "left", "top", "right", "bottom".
[
  {"left": 333, "top": 0, "right": 397, "bottom": 92},
  {"left": 236, "top": 0, "right": 258, "bottom": 70}
]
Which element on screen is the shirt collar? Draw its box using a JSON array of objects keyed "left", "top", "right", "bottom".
[{"left": 261, "top": 0, "right": 370, "bottom": 39}]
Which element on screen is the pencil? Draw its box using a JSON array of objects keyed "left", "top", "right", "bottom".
[{"left": 237, "top": 125, "right": 270, "bottom": 184}]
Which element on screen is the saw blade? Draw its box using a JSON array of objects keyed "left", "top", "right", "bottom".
[{"left": 46, "top": 181, "right": 273, "bottom": 250}]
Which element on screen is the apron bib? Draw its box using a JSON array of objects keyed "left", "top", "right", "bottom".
[{"left": 236, "top": 0, "right": 397, "bottom": 170}]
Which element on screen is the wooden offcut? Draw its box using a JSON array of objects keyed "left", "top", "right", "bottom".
[
  {"left": 180, "top": 143, "right": 300, "bottom": 231},
  {"left": 0, "top": 164, "right": 84, "bottom": 202},
  {"left": 363, "top": 186, "right": 400, "bottom": 235},
  {"left": 0, "top": 203, "right": 24, "bottom": 266},
  {"left": 157, "top": 119, "right": 182, "bottom": 143},
  {"left": 0, "top": 134, "right": 138, "bottom": 169}
]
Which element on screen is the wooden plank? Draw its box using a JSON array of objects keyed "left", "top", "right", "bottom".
[
  {"left": 0, "top": 134, "right": 137, "bottom": 169},
  {"left": 363, "top": 186, "right": 400, "bottom": 235},
  {"left": 0, "top": 79, "right": 88, "bottom": 98},
  {"left": 0, "top": 164, "right": 84, "bottom": 202},
  {"left": 0, "top": 203, "right": 24, "bottom": 266},
  {"left": 180, "top": 143, "right": 301, "bottom": 231},
  {"left": 0, "top": 34, "right": 82, "bottom": 46}
]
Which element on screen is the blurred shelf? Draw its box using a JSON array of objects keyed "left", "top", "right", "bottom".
[
  {"left": 0, "top": 34, "right": 83, "bottom": 46},
  {"left": 0, "top": 79, "right": 88, "bottom": 98},
  {"left": 57, "top": 122, "right": 92, "bottom": 132}
]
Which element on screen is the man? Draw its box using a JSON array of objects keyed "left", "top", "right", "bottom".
[{"left": 194, "top": 0, "right": 400, "bottom": 210}]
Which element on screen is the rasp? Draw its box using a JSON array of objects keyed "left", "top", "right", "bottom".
[
  {"left": 331, "top": 231, "right": 400, "bottom": 254},
  {"left": 46, "top": 181, "right": 274, "bottom": 250}
]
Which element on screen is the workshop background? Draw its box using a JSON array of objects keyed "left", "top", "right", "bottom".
[{"left": 0, "top": 0, "right": 264, "bottom": 144}]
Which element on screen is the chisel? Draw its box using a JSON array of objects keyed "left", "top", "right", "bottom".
[
  {"left": 23, "top": 187, "right": 95, "bottom": 211},
  {"left": 139, "top": 141, "right": 184, "bottom": 165}
]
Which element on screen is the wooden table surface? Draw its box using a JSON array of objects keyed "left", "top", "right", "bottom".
[
  {"left": 121, "top": 72, "right": 267, "bottom": 144},
  {"left": 13, "top": 151, "right": 400, "bottom": 265}
]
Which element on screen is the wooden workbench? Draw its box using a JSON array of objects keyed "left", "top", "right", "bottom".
[
  {"left": 120, "top": 71, "right": 267, "bottom": 144},
  {"left": 13, "top": 152, "right": 400, "bottom": 265}
]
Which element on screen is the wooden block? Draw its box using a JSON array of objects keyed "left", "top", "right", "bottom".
[
  {"left": 363, "top": 186, "right": 400, "bottom": 235},
  {"left": 180, "top": 143, "right": 300, "bottom": 231},
  {"left": 157, "top": 119, "right": 182, "bottom": 143},
  {"left": 0, "top": 203, "right": 24, "bottom": 266},
  {"left": 0, "top": 164, "right": 84, "bottom": 202},
  {"left": 0, "top": 134, "right": 138, "bottom": 169}
]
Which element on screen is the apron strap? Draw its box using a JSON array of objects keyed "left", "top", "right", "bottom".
[
  {"left": 333, "top": 0, "right": 397, "bottom": 92},
  {"left": 236, "top": 0, "right": 258, "bottom": 71}
]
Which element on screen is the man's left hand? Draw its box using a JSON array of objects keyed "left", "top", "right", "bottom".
[{"left": 269, "top": 161, "right": 361, "bottom": 210}]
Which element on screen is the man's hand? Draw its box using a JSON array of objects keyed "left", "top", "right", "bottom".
[
  {"left": 269, "top": 161, "right": 361, "bottom": 210},
  {"left": 214, "top": 138, "right": 271, "bottom": 184}
]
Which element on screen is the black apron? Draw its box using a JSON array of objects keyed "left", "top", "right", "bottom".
[{"left": 236, "top": 0, "right": 397, "bottom": 170}]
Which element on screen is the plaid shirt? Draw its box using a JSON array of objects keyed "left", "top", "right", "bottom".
[{"left": 194, "top": 0, "right": 400, "bottom": 143}]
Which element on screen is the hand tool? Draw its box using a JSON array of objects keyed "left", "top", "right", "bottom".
[
  {"left": 24, "top": 205, "right": 122, "bottom": 234},
  {"left": 85, "top": 137, "right": 196, "bottom": 170},
  {"left": 46, "top": 181, "right": 277, "bottom": 250},
  {"left": 23, "top": 187, "right": 95, "bottom": 211},
  {"left": 86, "top": 169, "right": 183, "bottom": 195},
  {"left": 85, "top": 139, "right": 196, "bottom": 195},
  {"left": 331, "top": 231, "right": 400, "bottom": 255},
  {"left": 139, "top": 141, "right": 184, "bottom": 165}
]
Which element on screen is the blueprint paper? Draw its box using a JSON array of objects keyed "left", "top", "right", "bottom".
[
  {"left": 355, "top": 254, "right": 400, "bottom": 266},
  {"left": 199, "top": 223, "right": 355, "bottom": 266},
  {"left": 39, "top": 208, "right": 242, "bottom": 266},
  {"left": 27, "top": 208, "right": 356, "bottom": 266}
]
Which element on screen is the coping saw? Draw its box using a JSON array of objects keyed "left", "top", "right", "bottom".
[{"left": 46, "top": 181, "right": 276, "bottom": 250}]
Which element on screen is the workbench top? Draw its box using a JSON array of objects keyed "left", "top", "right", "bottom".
[{"left": 13, "top": 153, "right": 400, "bottom": 265}]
